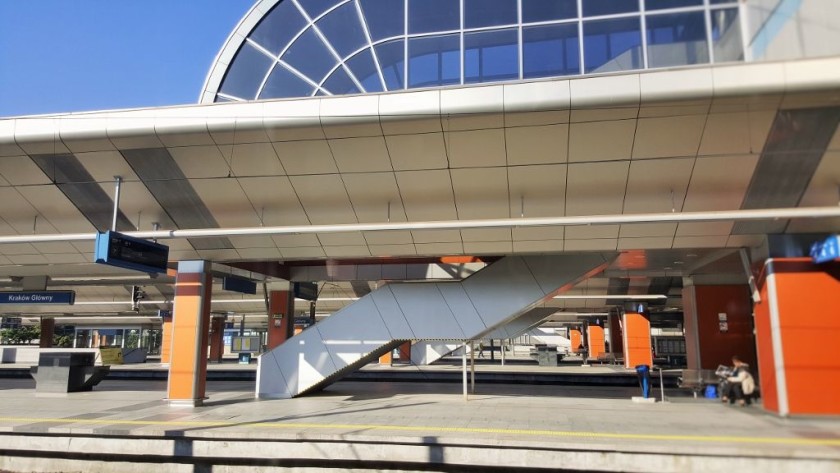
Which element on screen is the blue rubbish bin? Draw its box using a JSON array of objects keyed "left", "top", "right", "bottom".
[
  {"left": 635, "top": 364, "right": 651, "bottom": 398},
  {"left": 704, "top": 384, "right": 717, "bottom": 399}
]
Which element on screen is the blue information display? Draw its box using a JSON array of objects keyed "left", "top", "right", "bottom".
[
  {"left": 0, "top": 291, "right": 75, "bottom": 305},
  {"left": 810, "top": 234, "right": 840, "bottom": 264},
  {"left": 94, "top": 231, "right": 169, "bottom": 274}
]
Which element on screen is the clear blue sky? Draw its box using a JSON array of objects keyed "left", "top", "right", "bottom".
[{"left": 0, "top": 0, "right": 254, "bottom": 117}]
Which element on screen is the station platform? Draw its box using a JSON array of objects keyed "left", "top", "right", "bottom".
[{"left": 0, "top": 368, "right": 838, "bottom": 472}]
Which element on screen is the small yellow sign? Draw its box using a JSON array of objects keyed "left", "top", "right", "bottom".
[{"left": 99, "top": 346, "right": 123, "bottom": 365}]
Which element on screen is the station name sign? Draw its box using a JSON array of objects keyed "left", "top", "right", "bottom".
[
  {"left": 94, "top": 231, "right": 169, "bottom": 274},
  {"left": 810, "top": 234, "right": 840, "bottom": 264},
  {"left": 0, "top": 291, "right": 75, "bottom": 305}
]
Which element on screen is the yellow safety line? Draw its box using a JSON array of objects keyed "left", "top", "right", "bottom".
[{"left": 0, "top": 416, "right": 838, "bottom": 447}]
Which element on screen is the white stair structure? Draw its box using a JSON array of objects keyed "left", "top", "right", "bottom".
[{"left": 256, "top": 254, "right": 613, "bottom": 398}]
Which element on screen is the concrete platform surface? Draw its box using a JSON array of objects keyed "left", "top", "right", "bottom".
[{"left": 0, "top": 378, "right": 838, "bottom": 472}]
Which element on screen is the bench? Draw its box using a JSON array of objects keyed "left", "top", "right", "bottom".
[{"left": 678, "top": 369, "right": 717, "bottom": 398}]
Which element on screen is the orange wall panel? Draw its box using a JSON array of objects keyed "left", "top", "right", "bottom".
[
  {"left": 160, "top": 314, "right": 173, "bottom": 364},
  {"left": 167, "top": 269, "right": 211, "bottom": 404},
  {"left": 754, "top": 283, "right": 778, "bottom": 413},
  {"left": 588, "top": 325, "right": 605, "bottom": 358},
  {"left": 623, "top": 312, "right": 652, "bottom": 368},
  {"left": 570, "top": 329, "right": 582, "bottom": 352}
]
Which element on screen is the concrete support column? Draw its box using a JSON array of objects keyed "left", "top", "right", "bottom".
[
  {"left": 609, "top": 311, "right": 623, "bottom": 355},
  {"left": 267, "top": 289, "right": 293, "bottom": 350},
  {"left": 39, "top": 318, "right": 55, "bottom": 348},
  {"left": 622, "top": 309, "right": 652, "bottom": 368},
  {"left": 588, "top": 323, "right": 605, "bottom": 359},
  {"left": 754, "top": 258, "right": 840, "bottom": 416},
  {"left": 682, "top": 282, "right": 754, "bottom": 371},
  {"left": 166, "top": 261, "right": 212, "bottom": 407},
  {"left": 208, "top": 316, "right": 225, "bottom": 363},
  {"left": 570, "top": 328, "right": 582, "bottom": 352},
  {"left": 160, "top": 311, "right": 173, "bottom": 364}
]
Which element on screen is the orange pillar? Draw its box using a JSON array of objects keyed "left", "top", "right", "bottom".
[
  {"left": 622, "top": 310, "right": 652, "bottom": 368},
  {"left": 609, "top": 312, "right": 623, "bottom": 355},
  {"left": 754, "top": 258, "right": 840, "bottom": 416},
  {"left": 379, "top": 350, "right": 393, "bottom": 365},
  {"left": 160, "top": 311, "right": 173, "bottom": 364},
  {"left": 570, "top": 329, "right": 582, "bottom": 352},
  {"left": 398, "top": 341, "right": 411, "bottom": 362},
  {"left": 167, "top": 261, "right": 212, "bottom": 407},
  {"left": 588, "top": 324, "right": 605, "bottom": 359},
  {"left": 208, "top": 316, "right": 225, "bottom": 363},
  {"left": 39, "top": 318, "right": 55, "bottom": 348},
  {"left": 267, "top": 289, "right": 292, "bottom": 350},
  {"left": 683, "top": 284, "right": 754, "bottom": 370}
]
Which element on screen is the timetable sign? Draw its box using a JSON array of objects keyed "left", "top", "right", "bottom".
[{"left": 94, "top": 231, "right": 169, "bottom": 274}]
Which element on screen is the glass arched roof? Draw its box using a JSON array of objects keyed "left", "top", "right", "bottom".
[{"left": 202, "top": 0, "right": 743, "bottom": 103}]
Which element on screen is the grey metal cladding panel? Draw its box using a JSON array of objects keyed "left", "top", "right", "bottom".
[
  {"left": 461, "top": 256, "right": 545, "bottom": 327},
  {"left": 389, "top": 283, "right": 464, "bottom": 339},
  {"left": 369, "top": 286, "right": 415, "bottom": 338},
  {"left": 30, "top": 154, "right": 135, "bottom": 231},
  {"left": 436, "top": 282, "right": 487, "bottom": 337},
  {"left": 646, "top": 276, "right": 675, "bottom": 306},
  {"left": 608, "top": 278, "right": 630, "bottom": 295},
  {"left": 350, "top": 281, "right": 372, "bottom": 297},
  {"left": 521, "top": 254, "right": 612, "bottom": 296},
  {"left": 486, "top": 307, "right": 556, "bottom": 339},
  {"left": 733, "top": 108, "right": 840, "bottom": 235},
  {"left": 120, "top": 148, "right": 233, "bottom": 250},
  {"left": 313, "top": 294, "right": 392, "bottom": 342}
]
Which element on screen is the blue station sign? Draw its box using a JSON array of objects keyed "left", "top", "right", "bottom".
[
  {"left": 0, "top": 291, "right": 75, "bottom": 305},
  {"left": 810, "top": 234, "right": 840, "bottom": 264},
  {"left": 94, "top": 231, "right": 169, "bottom": 274}
]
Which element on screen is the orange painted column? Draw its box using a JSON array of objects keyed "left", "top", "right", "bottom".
[
  {"left": 267, "top": 290, "right": 292, "bottom": 350},
  {"left": 682, "top": 284, "right": 754, "bottom": 371},
  {"left": 160, "top": 311, "right": 173, "bottom": 364},
  {"left": 588, "top": 324, "right": 605, "bottom": 359},
  {"left": 166, "top": 261, "right": 212, "bottom": 407},
  {"left": 608, "top": 312, "right": 623, "bottom": 355},
  {"left": 570, "top": 329, "right": 582, "bottom": 352},
  {"left": 398, "top": 341, "right": 411, "bottom": 362},
  {"left": 754, "top": 258, "right": 840, "bottom": 416},
  {"left": 622, "top": 310, "right": 652, "bottom": 368},
  {"left": 208, "top": 316, "right": 225, "bottom": 363},
  {"left": 378, "top": 350, "right": 393, "bottom": 365},
  {"left": 39, "top": 318, "right": 55, "bottom": 348}
]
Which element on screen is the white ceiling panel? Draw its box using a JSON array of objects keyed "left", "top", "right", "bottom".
[
  {"left": 569, "top": 120, "right": 636, "bottom": 162},
  {"left": 329, "top": 136, "right": 392, "bottom": 173},
  {"left": 75, "top": 151, "right": 136, "bottom": 181},
  {"left": 289, "top": 174, "right": 356, "bottom": 224},
  {"left": 451, "top": 167, "right": 509, "bottom": 219},
  {"left": 384, "top": 133, "right": 448, "bottom": 171},
  {"left": 698, "top": 112, "right": 756, "bottom": 156},
  {"left": 236, "top": 176, "right": 310, "bottom": 226},
  {"left": 263, "top": 99, "right": 324, "bottom": 142},
  {"left": 566, "top": 161, "right": 629, "bottom": 215},
  {"left": 190, "top": 178, "right": 261, "bottom": 227},
  {"left": 0, "top": 216, "right": 19, "bottom": 235},
  {"left": 7, "top": 254, "right": 49, "bottom": 265},
  {"left": 788, "top": 150, "right": 840, "bottom": 232},
  {"left": 442, "top": 113, "right": 505, "bottom": 132},
  {"left": 512, "top": 226, "right": 564, "bottom": 241},
  {"left": 445, "top": 129, "right": 506, "bottom": 168},
  {"left": 570, "top": 107, "right": 638, "bottom": 123},
  {"left": 273, "top": 140, "right": 338, "bottom": 175},
  {"left": 363, "top": 230, "right": 414, "bottom": 245},
  {"left": 829, "top": 124, "right": 840, "bottom": 151},
  {"left": 395, "top": 170, "right": 457, "bottom": 221},
  {"left": 461, "top": 228, "right": 512, "bottom": 242},
  {"left": 31, "top": 242, "right": 80, "bottom": 254},
  {"left": 43, "top": 253, "right": 89, "bottom": 264},
  {"left": 411, "top": 230, "right": 462, "bottom": 243},
  {"left": 169, "top": 145, "right": 230, "bottom": 178},
  {"left": 508, "top": 165, "right": 566, "bottom": 218},
  {"left": 237, "top": 247, "right": 282, "bottom": 260},
  {"left": 368, "top": 244, "right": 417, "bottom": 257},
  {"left": 320, "top": 95, "right": 381, "bottom": 139},
  {"left": 638, "top": 99, "right": 709, "bottom": 118},
  {"left": 316, "top": 232, "right": 367, "bottom": 246},
  {"left": 633, "top": 115, "right": 706, "bottom": 159},
  {"left": 415, "top": 242, "right": 464, "bottom": 255},
  {"left": 619, "top": 223, "right": 678, "bottom": 238},
  {"left": 726, "top": 234, "right": 764, "bottom": 248},
  {"left": 221, "top": 142, "right": 285, "bottom": 177},
  {"left": 272, "top": 234, "right": 320, "bottom": 247},
  {"left": 0, "top": 255, "right": 12, "bottom": 265},
  {"left": 676, "top": 221, "right": 735, "bottom": 237},
  {"left": 0, "top": 188, "right": 59, "bottom": 234},
  {"left": 505, "top": 111, "right": 569, "bottom": 127},
  {"left": 227, "top": 236, "right": 277, "bottom": 249},
  {"left": 0, "top": 155, "right": 51, "bottom": 185},
  {"left": 513, "top": 240, "right": 564, "bottom": 253},
  {"left": 341, "top": 172, "right": 407, "bottom": 223},
  {"left": 197, "top": 249, "right": 242, "bottom": 261},
  {"left": 59, "top": 116, "right": 115, "bottom": 153},
  {"left": 683, "top": 155, "right": 758, "bottom": 211},
  {"left": 617, "top": 237, "right": 674, "bottom": 250},
  {"left": 506, "top": 124, "right": 568, "bottom": 165},
  {"left": 463, "top": 241, "right": 513, "bottom": 254},
  {"left": 673, "top": 236, "right": 729, "bottom": 248},
  {"left": 624, "top": 158, "right": 694, "bottom": 213},
  {"left": 0, "top": 243, "right": 40, "bottom": 255},
  {"left": 324, "top": 246, "right": 372, "bottom": 258}
]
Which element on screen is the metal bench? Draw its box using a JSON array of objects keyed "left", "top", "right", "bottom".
[{"left": 678, "top": 369, "right": 717, "bottom": 398}]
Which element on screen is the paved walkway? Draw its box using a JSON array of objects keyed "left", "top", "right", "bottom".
[{"left": 0, "top": 377, "right": 838, "bottom": 472}]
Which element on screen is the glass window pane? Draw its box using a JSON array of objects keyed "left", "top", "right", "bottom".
[
  {"left": 646, "top": 12, "right": 709, "bottom": 67},
  {"left": 220, "top": 42, "right": 275, "bottom": 99},
  {"left": 522, "top": 0, "right": 577, "bottom": 23},
  {"left": 464, "top": 29, "right": 518, "bottom": 83},
  {"left": 317, "top": 2, "right": 367, "bottom": 59},
  {"left": 711, "top": 8, "right": 743, "bottom": 62},
  {"left": 375, "top": 39, "right": 405, "bottom": 90},
  {"left": 646, "top": 0, "right": 703, "bottom": 10},
  {"left": 214, "top": 95, "right": 236, "bottom": 103},
  {"left": 465, "top": 0, "right": 517, "bottom": 28},
  {"left": 297, "top": 0, "right": 340, "bottom": 19},
  {"left": 409, "top": 0, "right": 460, "bottom": 34},
  {"left": 523, "top": 24, "right": 580, "bottom": 78},
  {"left": 583, "top": 17, "right": 642, "bottom": 73},
  {"left": 323, "top": 67, "right": 362, "bottom": 95},
  {"left": 249, "top": 0, "right": 308, "bottom": 56},
  {"left": 408, "top": 34, "right": 460, "bottom": 88},
  {"left": 582, "top": 0, "right": 638, "bottom": 17},
  {"left": 260, "top": 64, "right": 315, "bottom": 99},
  {"left": 361, "top": 0, "right": 405, "bottom": 41},
  {"left": 282, "top": 28, "right": 338, "bottom": 82},
  {"left": 347, "top": 48, "right": 384, "bottom": 92}
]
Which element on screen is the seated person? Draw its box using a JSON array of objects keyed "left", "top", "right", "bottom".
[{"left": 721, "top": 356, "right": 756, "bottom": 406}]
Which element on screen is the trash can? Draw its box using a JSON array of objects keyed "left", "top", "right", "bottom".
[
  {"left": 635, "top": 364, "right": 651, "bottom": 399},
  {"left": 238, "top": 352, "right": 252, "bottom": 364},
  {"left": 704, "top": 384, "right": 717, "bottom": 399}
]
